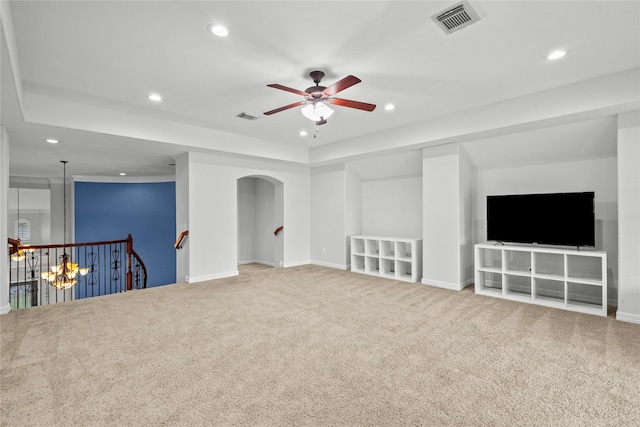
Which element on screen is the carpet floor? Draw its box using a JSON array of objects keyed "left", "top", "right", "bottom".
[{"left": 1, "top": 265, "right": 639, "bottom": 426}]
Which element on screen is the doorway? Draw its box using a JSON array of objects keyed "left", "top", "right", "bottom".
[{"left": 237, "top": 176, "right": 284, "bottom": 271}]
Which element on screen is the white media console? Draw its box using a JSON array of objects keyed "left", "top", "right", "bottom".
[
  {"left": 474, "top": 243, "right": 607, "bottom": 316},
  {"left": 351, "top": 236, "right": 422, "bottom": 283}
]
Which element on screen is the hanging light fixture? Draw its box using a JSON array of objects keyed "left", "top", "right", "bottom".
[
  {"left": 301, "top": 100, "right": 334, "bottom": 122},
  {"left": 41, "top": 161, "right": 88, "bottom": 289}
]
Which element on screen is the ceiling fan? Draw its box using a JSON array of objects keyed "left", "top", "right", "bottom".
[{"left": 263, "top": 71, "right": 376, "bottom": 125}]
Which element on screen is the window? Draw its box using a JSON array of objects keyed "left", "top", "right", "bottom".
[{"left": 14, "top": 219, "right": 31, "bottom": 243}]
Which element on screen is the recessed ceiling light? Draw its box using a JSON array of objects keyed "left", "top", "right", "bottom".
[
  {"left": 547, "top": 50, "right": 567, "bottom": 60},
  {"left": 148, "top": 93, "right": 162, "bottom": 102},
  {"left": 119, "top": 172, "right": 126, "bottom": 176},
  {"left": 299, "top": 130, "right": 308, "bottom": 137},
  {"left": 45, "top": 138, "right": 59, "bottom": 144},
  {"left": 384, "top": 104, "right": 395, "bottom": 111},
  {"left": 208, "top": 24, "right": 229, "bottom": 37}
]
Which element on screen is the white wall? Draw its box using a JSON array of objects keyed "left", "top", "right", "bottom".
[
  {"left": 180, "top": 152, "right": 310, "bottom": 283},
  {"left": 255, "top": 178, "right": 275, "bottom": 264},
  {"left": 310, "top": 164, "right": 348, "bottom": 269},
  {"left": 345, "top": 167, "right": 363, "bottom": 266},
  {"left": 361, "top": 176, "right": 422, "bottom": 238},
  {"left": 238, "top": 177, "right": 276, "bottom": 265},
  {"left": 422, "top": 143, "right": 469, "bottom": 290},
  {"left": 616, "top": 110, "right": 640, "bottom": 323},
  {"left": 7, "top": 188, "right": 51, "bottom": 244},
  {"left": 237, "top": 177, "right": 257, "bottom": 263},
  {"left": 175, "top": 152, "right": 189, "bottom": 283},
  {"left": 459, "top": 146, "right": 474, "bottom": 283},
  {"left": 473, "top": 156, "right": 619, "bottom": 306},
  {"left": 421, "top": 143, "right": 474, "bottom": 290},
  {"left": 1, "top": 126, "right": 10, "bottom": 314}
]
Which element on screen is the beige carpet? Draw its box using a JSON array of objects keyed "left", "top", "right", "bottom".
[{"left": 1, "top": 265, "right": 639, "bottom": 426}]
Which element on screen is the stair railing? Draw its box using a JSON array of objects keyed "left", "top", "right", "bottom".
[{"left": 7, "top": 234, "right": 147, "bottom": 310}]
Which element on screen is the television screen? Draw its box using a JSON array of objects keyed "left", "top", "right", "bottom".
[{"left": 487, "top": 192, "right": 595, "bottom": 247}]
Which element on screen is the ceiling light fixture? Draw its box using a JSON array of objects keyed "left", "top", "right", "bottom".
[
  {"left": 299, "top": 130, "right": 308, "bottom": 137},
  {"left": 301, "top": 102, "right": 334, "bottom": 122},
  {"left": 41, "top": 161, "right": 88, "bottom": 289},
  {"left": 46, "top": 138, "right": 59, "bottom": 144},
  {"left": 547, "top": 49, "right": 567, "bottom": 60},
  {"left": 384, "top": 104, "right": 395, "bottom": 111},
  {"left": 120, "top": 172, "right": 126, "bottom": 176},
  {"left": 148, "top": 93, "right": 162, "bottom": 102},
  {"left": 208, "top": 24, "right": 229, "bottom": 37}
]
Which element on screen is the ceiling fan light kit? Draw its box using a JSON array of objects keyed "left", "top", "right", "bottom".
[
  {"left": 264, "top": 70, "right": 376, "bottom": 126},
  {"left": 301, "top": 102, "right": 334, "bottom": 122}
]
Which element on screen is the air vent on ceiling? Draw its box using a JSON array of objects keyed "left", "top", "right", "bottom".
[
  {"left": 236, "top": 111, "right": 261, "bottom": 120},
  {"left": 431, "top": 1, "right": 482, "bottom": 34}
]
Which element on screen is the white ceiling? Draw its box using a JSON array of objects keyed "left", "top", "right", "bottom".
[{"left": 1, "top": 1, "right": 639, "bottom": 180}]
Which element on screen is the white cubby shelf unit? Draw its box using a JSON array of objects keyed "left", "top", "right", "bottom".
[
  {"left": 474, "top": 243, "right": 607, "bottom": 317},
  {"left": 351, "top": 236, "right": 422, "bottom": 283}
]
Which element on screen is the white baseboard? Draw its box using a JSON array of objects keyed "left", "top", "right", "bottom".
[
  {"left": 421, "top": 278, "right": 472, "bottom": 291},
  {"left": 0, "top": 303, "right": 11, "bottom": 315},
  {"left": 616, "top": 311, "right": 640, "bottom": 324},
  {"left": 186, "top": 270, "right": 239, "bottom": 283},
  {"left": 311, "top": 260, "right": 349, "bottom": 270},
  {"left": 283, "top": 260, "right": 310, "bottom": 268},
  {"left": 238, "top": 259, "right": 274, "bottom": 267}
]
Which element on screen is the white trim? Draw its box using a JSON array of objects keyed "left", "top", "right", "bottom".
[
  {"left": 238, "top": 259, "right": 274, "bottom": 267},
  {"left": 616, "top": 311, "right": 640, "bottom": 324},
  {"left": 0, "top": 304, "right": 11, "bottom": 315},
  {"left": 186, "top": 270, "right": 239, "bottom": 283},
  {"left": 73, "top": 175, "right": 175, "bottom": 183},
  {"left": 283, "top": 260, "right": 310, "bottom": 268},
  {"left": 421, "top": 278, "right": 473, "bottom": 291},
  {"left": 311, "top": 260, "right": 349, "bottom": 270}
]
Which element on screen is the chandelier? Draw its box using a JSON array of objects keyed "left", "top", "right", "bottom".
[
  {"left": 41, "top": 253, "right": 88, "bottom": 290},
  {"left": 11, "top": 247, "right": 34, "bottom": 262},
  {"left": 40, "top": 161, "right": 88, "bottom": 289}
]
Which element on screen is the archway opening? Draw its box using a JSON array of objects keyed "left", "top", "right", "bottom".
[{"left": 237, "top": 176, "right": 284, "bottom": 273}]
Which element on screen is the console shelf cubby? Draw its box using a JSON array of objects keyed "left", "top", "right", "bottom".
[
  {"left": 351, "top": 236, "right": 422, "bottom": 283},
  {"left": 474, "top": 243, "right": 607, "bottom": 317}
]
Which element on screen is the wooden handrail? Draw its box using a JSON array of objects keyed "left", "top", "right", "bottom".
[
  {"left": 12, "top": 238, "right": 130, "bottom": 251},
  {"left": 8, "top": 238, "right": 20, "bottom": 255},
  {"left": 174, "top": 230, "right": 189, "bottom": 249},
  {"left": 131, "top": 248, "right": 148, "bottom": 289},
  {"left": 10, "top": 234, "right": 141, "bottom": 291}
]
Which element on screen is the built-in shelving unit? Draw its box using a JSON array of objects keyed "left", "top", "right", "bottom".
[
  {"left": 351, "top": 236, "right": 422, "bottom": 283},
  {"left": 474, "top": 243, "right": 607, "bottom": 316}
]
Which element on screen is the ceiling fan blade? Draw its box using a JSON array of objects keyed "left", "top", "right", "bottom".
[
  {"left": 322, "top": 75, "right": 361, "bottom": 96},
  {"left": 329, "top": 98, "right": 376, "bottom": 112},
  {"left": 267, "top": 84, "right": 309, "bottom": 97},
  {"left": 263, "top": 101, "right": 308, "bottom": 116}
]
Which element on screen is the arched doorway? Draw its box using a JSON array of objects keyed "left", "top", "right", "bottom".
[{"left": 237, "top": 176, "right": 284, "bottom": 272}]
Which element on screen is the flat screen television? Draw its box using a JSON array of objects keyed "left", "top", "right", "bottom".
[{"left": 487, "top": 192, "right": 595, "bottom": 247}]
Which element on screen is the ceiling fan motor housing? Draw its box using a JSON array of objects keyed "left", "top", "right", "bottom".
[
  {"left": 305, "top": 86, "right": 327, "bottom": 97},
  {"left": 309, "top": 70, "right": 325, "bottom": 84}
]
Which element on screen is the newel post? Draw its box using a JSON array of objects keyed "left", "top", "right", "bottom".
[{"left": 126, "top": 234, "right": 133, "bottom": 291}]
